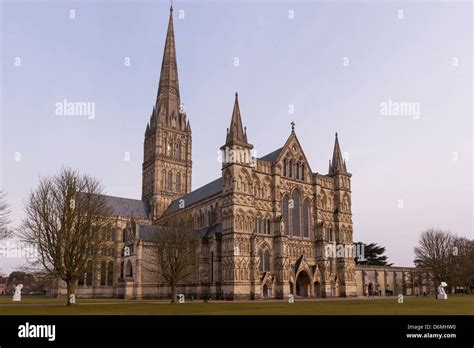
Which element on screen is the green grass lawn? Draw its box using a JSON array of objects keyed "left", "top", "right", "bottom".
[{"left": 0, "top": 294, "right": 472, "bottom": 315}]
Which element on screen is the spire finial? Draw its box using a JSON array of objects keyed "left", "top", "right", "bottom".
[
  {"left": 329, "top": 132, "right": 347, "bottom": 174},
  {"left": 224, "top": 92, "right": 251, "bottom": 147},
  {"left": 291, "top": 121, "right": 295, "bottom": 131},
  {"left": 170, "top": 0, "right": 173, "bottom": 11}
]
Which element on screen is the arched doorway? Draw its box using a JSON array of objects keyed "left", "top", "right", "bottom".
[
  {"left": 289, "top": 281, "right": 294, "bottom": 295},
  {"left": 368, "top": 282, "right": 374, "bottom": 296},
  {"left": 296, "top": 272, "right": 311, "bottom": 297},
  {"left": 314, "top": 281, "right": 321, "bottom": 298}
]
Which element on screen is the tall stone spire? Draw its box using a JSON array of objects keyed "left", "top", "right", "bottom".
[
  {"left": 155, "top": 6, "right": 181, "bottom": 124},
  {"left": 329, "top": 132, "right": 347, "bottom": 174},
  {"left": 142, "top": 5, "right": 192, "bottom": 219},
  {"left": 225, "top": 92, "right": 250, "bottom": 147}
]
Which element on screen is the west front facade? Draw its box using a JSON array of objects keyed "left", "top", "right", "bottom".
[{"left": 53, "top": 7, "right": 433, "bottom": 300}]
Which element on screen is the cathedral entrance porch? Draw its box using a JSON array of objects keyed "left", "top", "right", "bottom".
[{"left": 295, "top": 272, "right": 311, "bottom": 297}]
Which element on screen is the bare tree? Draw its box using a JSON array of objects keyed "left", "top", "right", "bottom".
[
  {"left": 451, "top": 237, "right": 474, "bottom": 293},
  {"left": 0, "top": 190, "right": 11, "bottom": 239},
  {"left": 147, "top": 214, "right": 198, "bottom": 303},
  {"left": 414, "top": 228, "right": 456, "bottom": 286},
  {"left": 19, "top": 168, "right": 114, "bottom": 305}
]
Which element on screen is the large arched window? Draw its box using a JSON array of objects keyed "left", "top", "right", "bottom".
[
  {"left": 167, "top": 171, "right": 173, "bottom": 191},
  {"left": 282, "top": 195, "right": 290, "bottom": 235},
  {"left": 303, "top": 199, "right": 310, "bottom": 237},
  {"left": 291, "top": 189, "right": 301, "bottom": 236}
]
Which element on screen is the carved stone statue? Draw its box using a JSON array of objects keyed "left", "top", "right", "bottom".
[
  {"left": 12, "top": 284, "right": 23, "bottom": 302},
  {"left": 436, "top": 282, "right": 448, "bottom": 300}
]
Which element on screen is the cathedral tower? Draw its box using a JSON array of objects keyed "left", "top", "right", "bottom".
[
  {"left": 328, "top": 133, "right": 357, "bottom": 296},
  {"left": 220, "top": 93, "right": 256, "bottom": 299},
  {"left": 142, "top": 6, "right": 192, "bottom": 219}
]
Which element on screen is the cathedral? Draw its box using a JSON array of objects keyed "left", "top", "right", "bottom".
[{"left": 58, "top": 6, "right": 433, "bottom": 300}]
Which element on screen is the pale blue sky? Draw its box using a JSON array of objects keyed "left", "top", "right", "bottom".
[{"left": 1, "top": 0, "right": 472, "bottom": 273}]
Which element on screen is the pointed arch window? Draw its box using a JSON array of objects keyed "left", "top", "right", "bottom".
[
  {"left": 328, "top": 226, "right": 334, "bottom": 241},
  {"left": 289, "top": 160, "right": 293, "bottom": 178},
  {"left": 303, "top": 199, "right": 310, "bottom": 237},
  {"left": 100, "top": 260, "right": 107, "bottom": 285},
  {"left": 166, "top": 139, "right": 172, "bottom": 157},
  {"left": 296, "top": 163, "right": 300, "bottom": 180},
  {"left": 264, "top": 250, "right": 270, "bottom": 272},
  {"left": 176, "top": 173, "right": 181, "bottom": 192},
  {"left": 86, "top": 261, "right": 93, "bottom": 286},
  {"left": 282, "top": 195, "right": 290, "bottom": 235},
  {"left": 107, "top": 261, "right": 114, "bottom": 286},
  {"left": 291, "top": 189, "right": 301, "bottom": 236},
  {"left": 301, "top": 164, "right": 305, "bottom": 180},
  {"left": 161, "top": 170, "right": 166, "bottom": 190},
  {"left": 175, "top": 142, "right": 180, "bottom": 159},
  {"left": 258, "top": 250, "right": 264, "bottom": 272},
  {"left": 167, "top": 171, "right": 173, "bottom": 191},
  {"left": 283, "top": 159, "right": 287, "bottom": 176}
]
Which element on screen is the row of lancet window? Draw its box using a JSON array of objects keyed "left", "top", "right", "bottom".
[
  {"left": 163, "top": 139, "right": 185, "bottom": 160},
  {"left": 255, "top": 218, "right": 271, "bottom": 235},
  {"left": 281, "top": 189, "right": 310, "bottom": 237},
  {"left": 282, "top": 159, "right": 305, "bottom": 181},
  {"left": 161, "top": 170, "right": 183, "bottom": 192},
  {"left": 196, "top": 207, "right": 218, "bottom": 228},
  {"left": 78, "top": 260, "right": 114, "bottom": 286}
]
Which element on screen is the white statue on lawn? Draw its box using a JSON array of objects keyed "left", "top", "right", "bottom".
[
  {"left": 12, "top": 284, "right": 23, "bottom": 302},
  {"left": 437, "top": 282, "right": 448, "bottom": 300}
]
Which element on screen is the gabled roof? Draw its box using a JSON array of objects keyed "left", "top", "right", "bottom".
[
  {"left": 259, "top": 147, "right": 283, "bottom": 162},
  {"left": 272, "top": 130, "right": 313, "bottom": 173},
  {"left": 164, "top": 177, "right": 222, "bottom": 215},
  {"left": 103, "top": 195, "right": 151, "bottom": 219}
]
